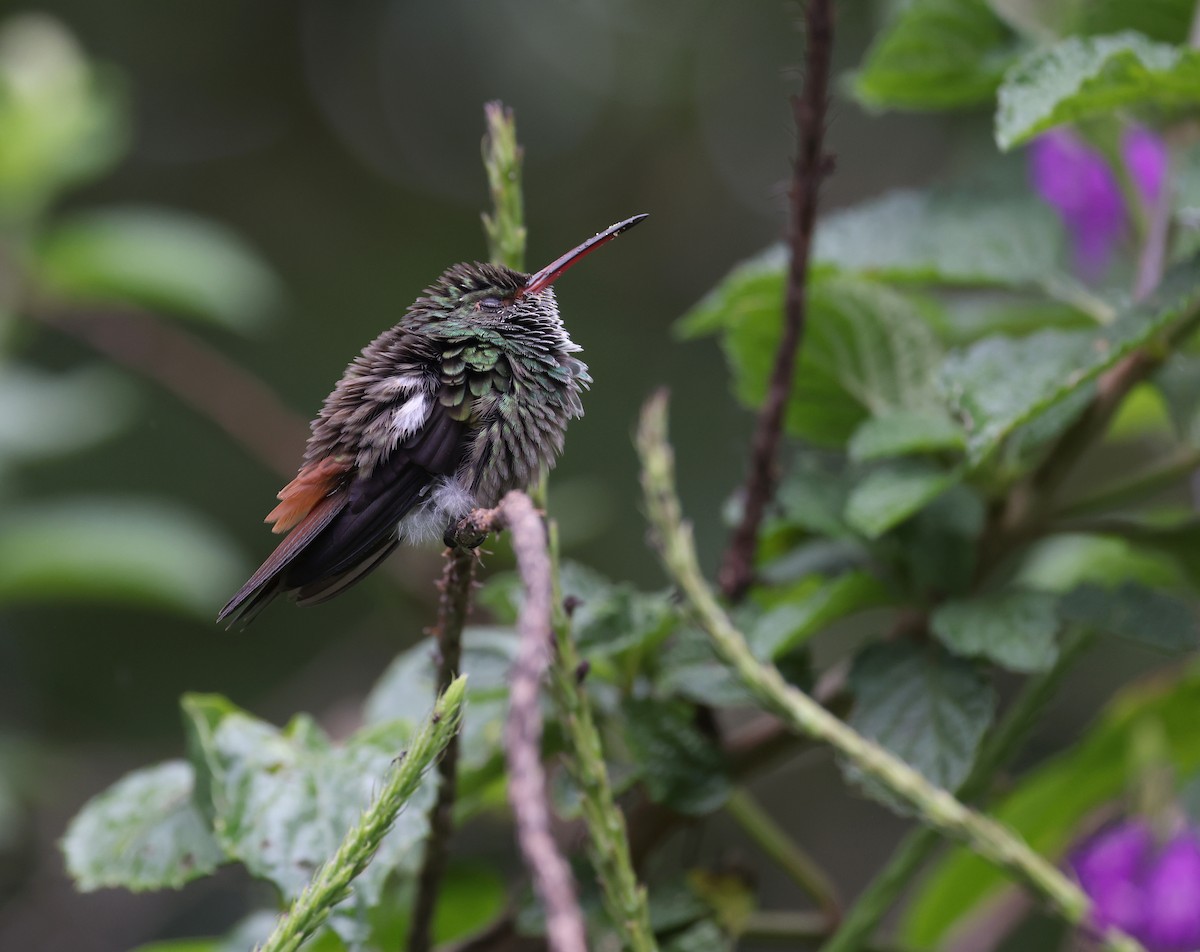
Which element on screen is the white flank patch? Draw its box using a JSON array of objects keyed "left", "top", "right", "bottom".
[
  {"left": 398, "top": 475, "right": 476, "bottom": 545},
  {"left": 367, "top": 373, "right": 425, "bottom": 397},
  {"left": 391, "top": 393, "right": 429, "bottom": 439}
]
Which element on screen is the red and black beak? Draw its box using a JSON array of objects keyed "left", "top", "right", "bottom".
[{"left": 522, "top": 214, "right": 648, "bottom": 296}]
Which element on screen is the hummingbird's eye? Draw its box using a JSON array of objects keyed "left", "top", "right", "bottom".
[{"left": 479, "top": 296, "right": 503, "bottom": 312}]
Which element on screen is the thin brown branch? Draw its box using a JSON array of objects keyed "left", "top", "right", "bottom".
[
  {"left": 719, "top": 0, "right": 836, "bottom": 601},
  {"left": 407, "top": 545, "right": 476, "bottom": 952},
  {"left": 499, "top": 491, "right": 588, "bottom": 952},
  {"left": 35, "top": 306, "right": 309, "bottom": 479}
]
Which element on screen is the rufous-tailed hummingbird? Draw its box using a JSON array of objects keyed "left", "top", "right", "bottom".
[{"left": 218, "top": 214, "right": 647, "bottom": 627}]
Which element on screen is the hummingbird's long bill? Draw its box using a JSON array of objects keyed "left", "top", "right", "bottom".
[{"left": 522, "top": 213, "right": 649, "bottom": 295}]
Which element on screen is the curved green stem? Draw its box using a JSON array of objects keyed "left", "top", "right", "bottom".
[
  {"left": 543, "top": 511, "right": 658, "bottom": 951},
  {"left": 257, "top": 678, "right": 468, "bottom": 952},
  {"left": 821, "top": 629, "right": 1093, "bottom": 952},
  {"left": 637, "top": 392, "right": 1143, "bottom": 952}
]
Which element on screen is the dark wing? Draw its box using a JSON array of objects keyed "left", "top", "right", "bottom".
[
  {"left": 216, "top": 489, "right": 350, "bottom": 628},
  {"left": 281, "top": 402, "right": 466, "bottom": 600},
  {"left": 218, "top": 400, "right": 467, "bottom": 627}
]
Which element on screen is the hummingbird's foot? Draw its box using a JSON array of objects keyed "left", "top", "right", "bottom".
[{"left": 443, "top": 509, "right": 496, "bottom": 550}]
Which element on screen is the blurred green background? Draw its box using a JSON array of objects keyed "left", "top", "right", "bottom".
[{"left": 2, "top": 2, "right": 1147, "bottom": 949}]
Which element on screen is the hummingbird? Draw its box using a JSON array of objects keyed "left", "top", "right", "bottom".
[{"left": 218, "top": 214, "right": 647, "bottom": 627}]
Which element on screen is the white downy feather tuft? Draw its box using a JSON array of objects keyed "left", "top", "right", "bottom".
[{"left": 397, "top": 475, "right": 476, "bottom": 545}]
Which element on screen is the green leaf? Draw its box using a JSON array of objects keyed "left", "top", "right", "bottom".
[
  {"left": 813, "top": 186, "right": 1070, "bottom": 290},
  {"left": 648, "top": 877, "right": 718, "bottom": 934},
  {"left": 898, "top": 484, "right": 987, "bottom": 598},
  {"left": 780, "top": 277, "right": 945, "bottom": 442},
  {"left": 844, "top": 459, "right": 961, "bottom": 538},
  {"left": 1015, "top": 532, "right": 1190, "bottom": 592},
  {"left": 904, "top": 660, "right": 1200, "bottom": 944},
  {"left": 181, "top": 694, "right": 436, "bottom": 946},
  {"left": 657, "top": 628, "right": 757, "bottom": 708},
  {"left": 851, "top": 0, "right": 1017, "bottom": 111},
  {"left": 750, "top": 572, "right": 890, "bottom": 658},
  {"left": 662, "top": 919, "right": 734, "bottom": 952},
  {"left": 573, "top": 583, "right": 678, "bottom": 660},
  {"left": 1073, "top": 0, "right": 1198, "bottom": 43},
  {"left": 0, "top": 15, "right": 127, "bottom": 218},
  {"left": 996, "top": 32, "right": 1200, "bottom": 150},
  {"left": 479, "top": 563, "right": 677, "bottom": 662},
  {"left": 847, "top": 643, "right": 995, "bottom": 799},
  {"left": 848, "top": 410, "right": 966, "bottom": 462},
  {"left": 932, "top": 589, "right": 1061, "bottom": 672},
  {"left": 1000, "top": 385, "right": 1094, "bottom": 476},
  {"left": 940, "top": 257, "right": 1200, "bottom": 465},
  {"left": 775, "top": 451, "right": 854, "bottom": 538},
  {"left": 35, "top": 207, "right": 282, "bottom": 331},
  {"left": 1059, "top": 581, "right": 1198, "bottom": 653},
  {"left": 759, "top": 537, "right": 869, "bottom": 587},
  {"left": 686, "top": 269, "right": 945, "bottom": 446},
  {"left": 1155, "top": 353, "right": 1200, "bottom": 443},
  {"left": 0, "top": 363, "right": 133, "bottom": 462},
  {"left": 676, "top": 246, "right": 784, "bottom": 340},
  {"left": 0, "top": 497, "right": 243, "bottom": 616},
  {"left": 940, "top": 329, "right": 1094, "bottom": 464},
  {"left": 623, "top": 699, "right": 732, "bottom": 816},
  {"left": 62, "top": 760, "right": 225, "bottom": 891},
  {"left": 933, "top": 294, "right": 1101, "bottom": 345},
  {"left": 1096, "top": 511, "right": 1200, "bottom": 589}
]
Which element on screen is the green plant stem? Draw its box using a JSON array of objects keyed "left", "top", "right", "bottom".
[
  {"left": 636, "top": 391, "right": 1144, "bottom": 952},
  {"left": 542, "top": 500, "right": 658, "bottom": 951},
  {"left": 725, "top": 788, "right": 841, "bottom": 925},
  {"left": 821, "top": 629, "right": 1094, "bottom": 952},
  {"left": 257, "top": 677, "right": 468, "bottom": 952},
  {"left": 481, "top": 101, "right": 525, "bottom": 272}
]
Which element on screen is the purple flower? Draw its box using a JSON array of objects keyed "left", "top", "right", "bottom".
[
  {"left": 1071, "top": 820, "right": 1200, "bottom": 951},
  {"left": 1123, "top": 126, "right": 1169, "bottom": 206},
  {"left": 1142, "top": 832, "right": 1200, "bottom": 952},
  {"left": 1028, "top": 126, "right": 1169, "bottom": 282},
  {"left": 1072, "top": 820, "right": 1153, "bottom": 935},
  {"left": 1029, "top": 129, "right": 1127, "bottom": 280}
]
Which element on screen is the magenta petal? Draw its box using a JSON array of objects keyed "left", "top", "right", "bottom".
[
  {"left": 1071, "top": 821, "right": 1153, "bottom": 933},
  {"left": 1142, "top": 832, "right": 1200, "bottom": 952},
  {"left": 1030, "top": 130, "right": 1095, "bottom": 215},
  {"left": 1028, "top": 129, "right": 1127, "bottom": 280},
  {"left": 1123, "top": 126, "right": 1169, "bottom": 206}
]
